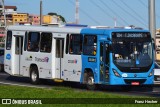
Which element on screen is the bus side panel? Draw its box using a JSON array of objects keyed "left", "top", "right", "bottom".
[
  {"left": 62, "top": 54, "right": 82, "bottom": 82},
  {"left": 22, "top": 52, "right": 52, "bottom": 79},
  {"left": 36, "top": 53, "right": 52, "bottom": 79},
  {"left": 22, "top": 51, "right": 31, "bottom": 77},
  {"left": 52, "top": 36, "right": 56, "bottom": 79},
  {"left": 81, "top": 55, "right": 99, "bottom": 83},
  {"left": 4, "top": 49, "right": 12, "bottom": 75}
]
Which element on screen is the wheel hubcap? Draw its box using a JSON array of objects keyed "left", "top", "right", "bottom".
[
  {"left": 32, "top": 71, "right": 37, "bottom": 82},
  {"left": 87, "top": 77, "right": 94, "bottom": 85}
]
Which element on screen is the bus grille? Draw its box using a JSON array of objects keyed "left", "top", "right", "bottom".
[{"left": 124, "top": 79, "right": 146, "bottom": 85}]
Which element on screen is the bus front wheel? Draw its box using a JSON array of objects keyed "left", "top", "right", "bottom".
[{"left": 30, "top": 67, "right": 39, "bottom": 84}]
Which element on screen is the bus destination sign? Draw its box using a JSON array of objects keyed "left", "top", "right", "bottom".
[{"left": 112, "top": 32, "right": 150, "bottom": 38}]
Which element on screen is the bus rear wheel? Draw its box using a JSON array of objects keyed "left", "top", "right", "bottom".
[
  {"left": 0, "top": 65, "right": 4, "bottom": 72},
  {"left": 86, "top": 72, "right": 96, "bottom": 90},
  {"left": 30, "top": 67, "right": 39, "bottom": 84}
]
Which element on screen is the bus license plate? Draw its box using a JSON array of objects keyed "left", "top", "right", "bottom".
[{"left": 131, "top": 82, "right": 139, "bottom": 85}]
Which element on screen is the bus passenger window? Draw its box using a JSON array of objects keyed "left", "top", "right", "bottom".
[
  {"left": 24, "top": 32, "right": 27, "bottom": 51},
  {"left": 83, "top": 35, "right": 97, "bottom": 56},
  {"left": 65, "top": 34, "right": 69, "bottom": 54},
  {"left": 27, "top": 32, "right": 40, "bottom": 52},
  {"left": 6, "top": 31, "right": 12, "bottom": 50},
  {"left": 15, "top": 37, "right": 23, "bottom": 55},
  {"left": 40, "top": 33, "right": 52, "bottom": 53},
  {"left": 69, "top": 34, "right": 83, "bottom": 55}
]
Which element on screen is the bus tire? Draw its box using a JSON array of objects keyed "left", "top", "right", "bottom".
[
  {"left": 86, "top": 72, "right": 96, "bottom": 90},
  {"left": 0, "top": 65, "right": 4, "bottom": 72},
  {"left": 30, "top": 66, "right": 39, "bottom": 84},
  {"left": 0, "top": 65, "right": 2, "bottom": 72}
]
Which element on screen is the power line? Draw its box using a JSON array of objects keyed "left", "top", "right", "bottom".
[
  {"left": 121, "top": 0, "right": 147, "bottom": 23},
  {"left": 139, "top": 0, "right": 160, "bottom": 19},
  {"left": 99, "top": 0, "right": 129, "bottom": 26},
  {"left": 111, "top": 0, "right": 147, "bottom": 27},
  {"left": 90, "top": 0, "right": 118, "bottom": 25},
  {"left": 139, "top": 0, "right": 148, "bottom": 8},
  {"left": 68, "top": 0, "right": 101, "bottom": 25}
]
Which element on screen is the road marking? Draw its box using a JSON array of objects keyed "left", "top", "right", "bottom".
[{"left": 0, "top": 81, "right": 52, "bottom": 89}]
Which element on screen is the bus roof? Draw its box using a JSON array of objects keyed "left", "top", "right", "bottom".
[
  {"left": 6, "top": 25, "right": 83, "bottom": 34},
  {"left": 81, "top": 28, "right": 150, "bottom": 35},
  {"left": 7, "top": 25, "right": 150, "bottom": 36}
]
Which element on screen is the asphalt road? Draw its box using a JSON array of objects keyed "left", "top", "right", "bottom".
[{"left": 0, "top": 72, "right": 160, "bottom": 97}]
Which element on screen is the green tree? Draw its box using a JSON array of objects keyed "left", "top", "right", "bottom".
[
  {"left": 48, "top": 12, "right": 57, "bottom": 16},
  {"left": 48, "top": 12, "right": 66, "bottom": 23},
  {"left": 57, "top": 15, "right": 66, "bottom": 23}
]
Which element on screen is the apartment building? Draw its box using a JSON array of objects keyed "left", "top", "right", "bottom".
[{"left": 12, "top": 13, "right": 29, "bottom": 25}]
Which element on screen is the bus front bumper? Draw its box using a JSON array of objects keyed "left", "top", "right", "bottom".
[{"left": 109, "top": 76, "right": 154, "bottom": 85}]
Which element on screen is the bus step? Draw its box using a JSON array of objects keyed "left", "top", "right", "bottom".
[{"left": 53, "top": 79, "right": 64, "bottom": 83}]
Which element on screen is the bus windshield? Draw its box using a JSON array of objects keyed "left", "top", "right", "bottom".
[{"left": 112, "top": 32, "right": 153, "bottom": 72}]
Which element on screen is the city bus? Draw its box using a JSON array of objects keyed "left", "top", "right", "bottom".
[{"left": 4, "top": 25, "right": 154, "bottom": 89}]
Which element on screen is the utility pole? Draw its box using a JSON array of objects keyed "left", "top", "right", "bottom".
[
  {"left": 75, "top": 0, "right": 79, "bottom": 24},
  {"left": 0, "top": 0, "right": 6, "bottom": 27},
  {"left": 40, "top": 0, "right": 43, "bottom": 25},
  {"left": 149, "top": 0, "right": 156, "bottom": 40},
  {"left": 0, "top": 0, "right": 6, "bottom": 48}
]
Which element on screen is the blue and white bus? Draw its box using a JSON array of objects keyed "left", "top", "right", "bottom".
[{"left": 4, "top": 25, "right": 154, "bottom": 89}]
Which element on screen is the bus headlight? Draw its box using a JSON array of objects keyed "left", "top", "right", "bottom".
[
  {"left": 113, "top": 69, "right": 121, "bottom": 77},
  {"left": 148, "top": 70, "right": 154, "bottom": 77}
]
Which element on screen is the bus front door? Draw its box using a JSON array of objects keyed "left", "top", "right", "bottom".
[
  {"left": 14, "top": 36, "right": 23, "bottom": 75},
  {"left": 100, "top": 42, "right": 110, "bottom": 83},
  {"left": 55, "top": 38, "right": 64, "bottom": 79}
]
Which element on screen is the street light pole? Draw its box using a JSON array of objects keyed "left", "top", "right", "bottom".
[
  {"left": 149, "top": 0, "right": 156, "bottom": 40},
  {"left": 40, "top": 0, "right": 43, "bottom": 25},
  {"left": 0, "top": 0, "right": 6, "bottom": 27},
  {"left": 75, "top": 0, "right": 79, "bottom": 24}
]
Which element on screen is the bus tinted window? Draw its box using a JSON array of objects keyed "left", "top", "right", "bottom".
[
  {"left": 27, "top": 32, "right": 40, "bottom": 52},
  {"left": 65, "top": 34, "right": 69, "bottom": 54},
  {"left": 56, "top": 39, "right": 64, "bottom": 58},
  {"left": 6, "top": 31, "right": 12, "bottom": 50},
  {"left": 40, "top": 33, "right": 52, "bottom": 53},
  {"left": 83, "top": 35, "right": 97, "bottom": 56},
  {"left": 0, "top": 49, "right": 4, "bottom": 56},
  {"left": 69, "top": 34, "right": 83, "bottom": 55},
  {"left": 24, "top": 32, "right": 27, "bottom": 51}
]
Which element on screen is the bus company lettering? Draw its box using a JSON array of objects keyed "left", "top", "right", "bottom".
[
  {"left": 68, "top": 59, "right": 78, "bottom": 64},
  {"left": 35, "top": 57, "right": 49, "bottom": 62}
]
